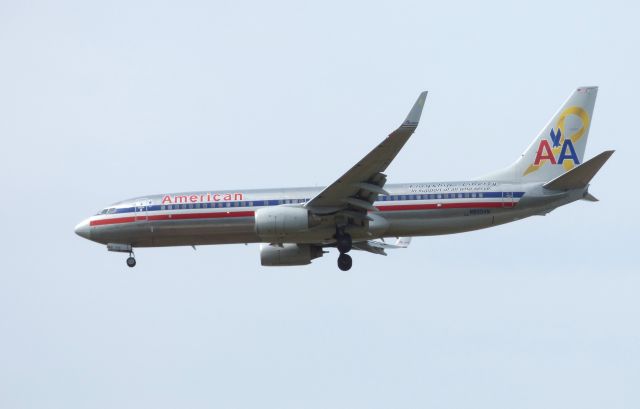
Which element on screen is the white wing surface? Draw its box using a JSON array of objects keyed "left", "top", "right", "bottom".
[{"left": 352, "top": 237, "right": 413, "bottom": 256}]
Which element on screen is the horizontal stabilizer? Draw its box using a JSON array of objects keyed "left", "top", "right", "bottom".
[
  {"left": 352, "top": 237, "right": 412, "bottom": 256},
  {"left": 543, "top": 150, "right": 614, "bottom": 191},
  {"left": 582, "top": 192, "right": 599, "bottom": 202}
]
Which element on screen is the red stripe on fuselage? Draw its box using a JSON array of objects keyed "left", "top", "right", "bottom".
[
  {"left": 148, "top": 211, "right": 254, "bottom": 221},
  {"left": 89, "top": 211, "right": 254, "bottom": 226},
  {"left": 90, "top": 216, "right": 136, "bottom": 226}
]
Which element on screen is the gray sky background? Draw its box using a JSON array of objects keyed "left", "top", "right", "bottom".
[{"left": 1, "top": 0, "right": 638, "bottom": 408}]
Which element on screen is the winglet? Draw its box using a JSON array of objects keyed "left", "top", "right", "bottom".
[{"left": 401, "top": 91, "right": 428, "bottom": 128}]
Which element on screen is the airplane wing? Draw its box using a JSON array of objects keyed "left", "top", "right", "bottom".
[{"left": 305, "top": 91, "right": 428, "bottom": 216}]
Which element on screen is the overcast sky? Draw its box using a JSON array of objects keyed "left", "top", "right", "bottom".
[{"left": 1, "top": 0, "right": 638, "bottom": 408}]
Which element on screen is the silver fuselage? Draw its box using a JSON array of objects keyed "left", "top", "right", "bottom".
[{"left": 75, "top": 180, "right": 586, "bottom": 248}]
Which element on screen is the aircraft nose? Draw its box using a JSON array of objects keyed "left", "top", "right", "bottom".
[{"left": 74, "top": 219, "right": 91, "bottom": 239}]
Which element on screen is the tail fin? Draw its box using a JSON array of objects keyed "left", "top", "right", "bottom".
[{"left": 484, "top": 87, "right": 598, "bottom": 182}]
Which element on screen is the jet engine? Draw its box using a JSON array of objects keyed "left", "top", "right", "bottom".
[
  {"left": 254, "top": 206, "right": 320, "bottom": 240},
  {"left": 259, "top": 243, "right": 324, "bottom": 266}
]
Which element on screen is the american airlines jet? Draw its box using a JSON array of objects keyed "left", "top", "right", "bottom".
[{"left": 75, "top": 87, "right": 612, "bottom": 270}]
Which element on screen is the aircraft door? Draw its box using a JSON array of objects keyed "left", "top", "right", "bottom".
[
  {"left": 502, "top": 191, "right": 514, "bottom": 208},
  {"left": 134, "top": 199, "right": 150, "bottom": 222}
]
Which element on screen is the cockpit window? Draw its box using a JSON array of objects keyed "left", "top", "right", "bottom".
[{"left": 95, "top": 207, "right": 117, "bottom": 215}]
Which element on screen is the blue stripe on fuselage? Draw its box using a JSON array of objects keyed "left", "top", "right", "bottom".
[{"left": 110, "top": 191, "right": 525, "bottom": 215}]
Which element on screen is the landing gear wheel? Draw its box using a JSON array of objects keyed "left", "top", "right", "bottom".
[
  {"left": 337, "top": 253, "right": 352, "bottom": 271},
  {"left": 126, "top": 256, "right": 136, "bottom": 268},
  {"left": 336, "top": 233, "right": 352, "bottom": 254}
]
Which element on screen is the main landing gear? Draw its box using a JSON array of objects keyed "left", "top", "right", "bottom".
[
  {"left": 338, "top": 253, "right": 352, "bottom": 271},
  {"left": 335, "top": 229, "right": 353, "bottom": 271}
]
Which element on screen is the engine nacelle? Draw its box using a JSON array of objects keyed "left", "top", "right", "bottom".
[
  {"left": 259, "top": 243, "right": 324, "bottom": 266},
  {"left": 255, "top": 206, "right": 317, "bottom": 239}
]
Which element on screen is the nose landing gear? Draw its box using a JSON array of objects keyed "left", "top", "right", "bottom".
[
  {"left": 107, "top": 243, "right": 137, "bottom": 268},
  {"left": 126, "top": 254, "right": 137, "bottom": 268},
  {"left": 335, "top": 229, "right": 353, "bottom": 271}
]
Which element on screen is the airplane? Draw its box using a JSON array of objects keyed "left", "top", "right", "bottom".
[{"left": 75, "top": 87, "right": 613, "bottom": 271}]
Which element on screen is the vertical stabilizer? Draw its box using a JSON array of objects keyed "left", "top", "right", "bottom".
[{"left": 483, "top": 87, "right": 598, "bottom": 182}]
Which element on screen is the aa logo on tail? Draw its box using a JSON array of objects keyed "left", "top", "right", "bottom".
[
  {"left": 533, "top": 128, "right": 580, "bottom": 165},
  {"left": 523, "top": 106, "right": 590, "bottom": 176}
]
